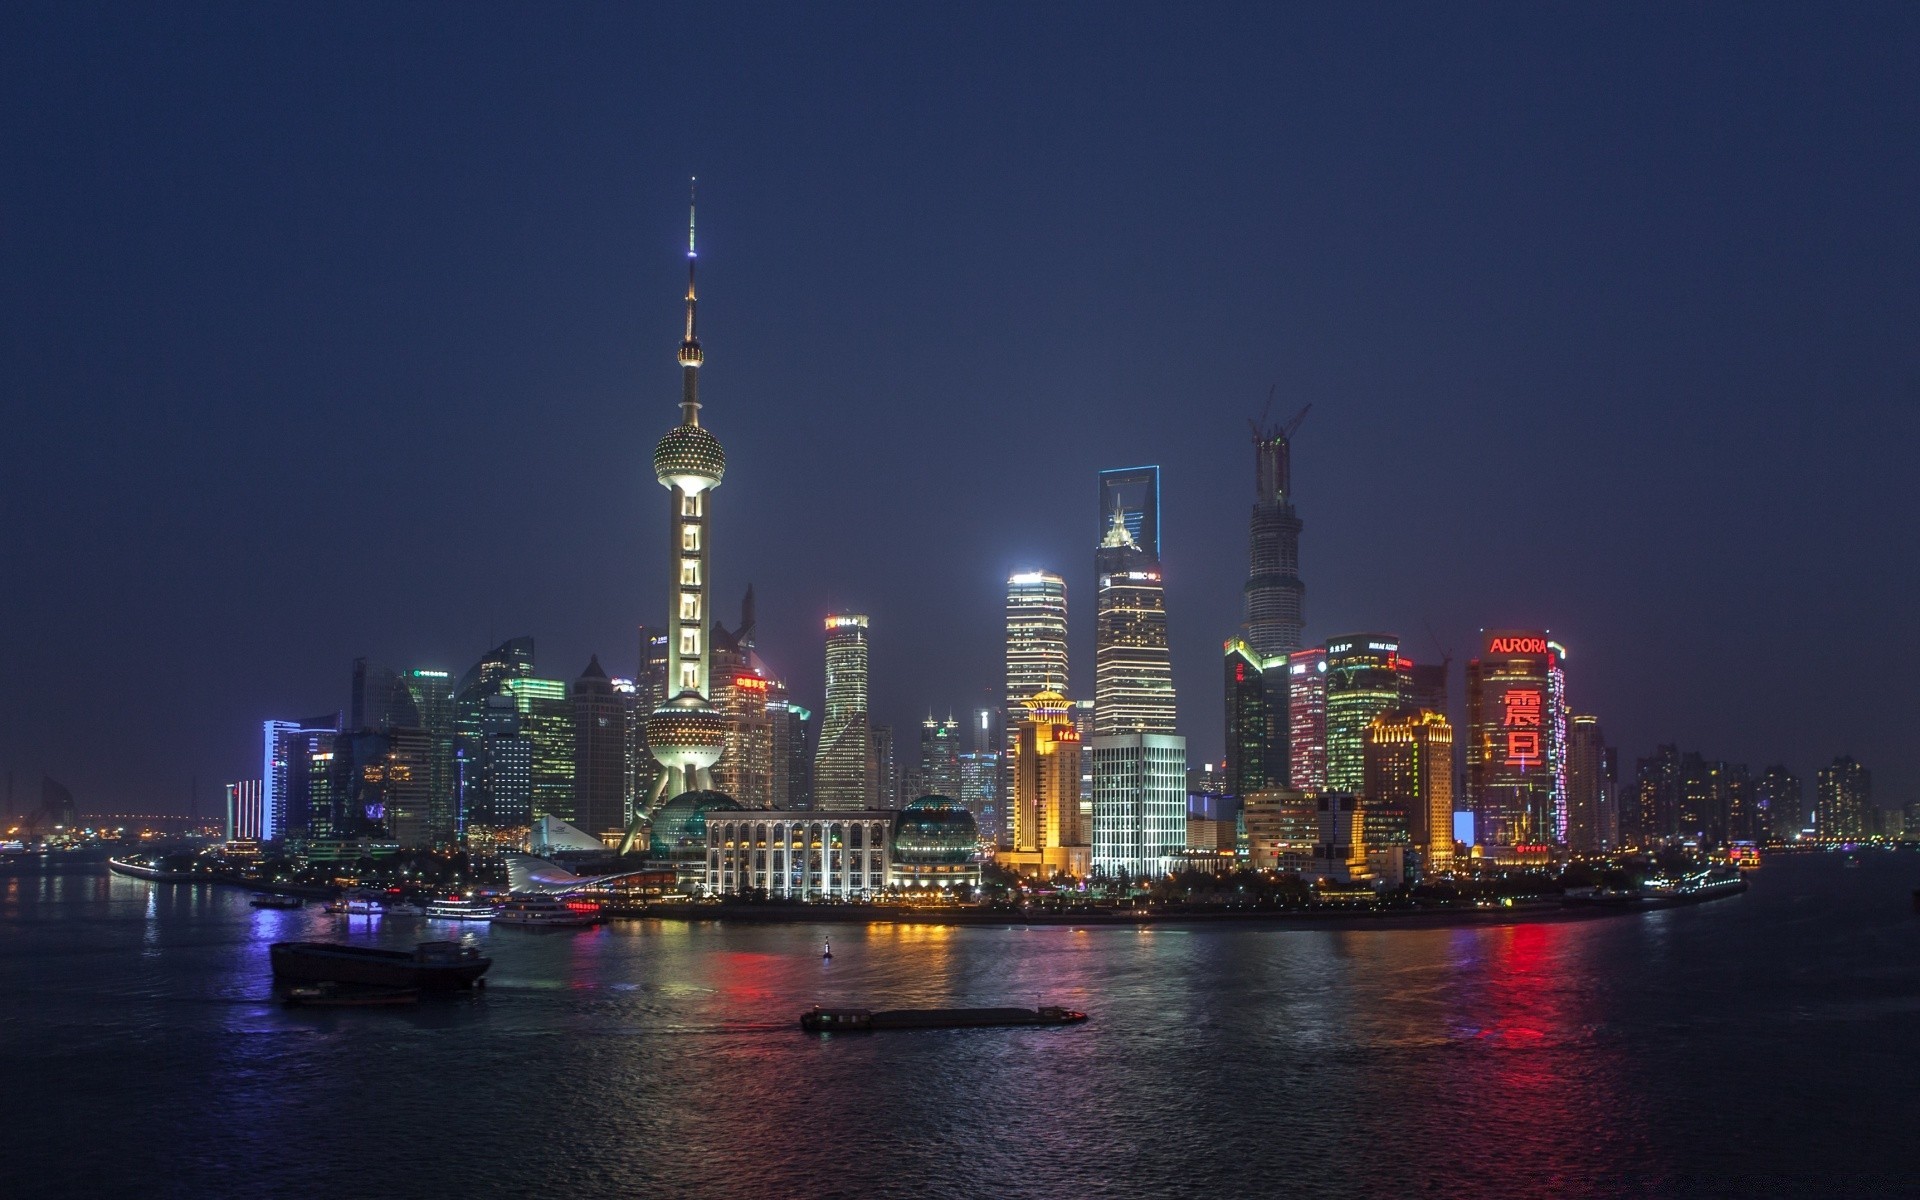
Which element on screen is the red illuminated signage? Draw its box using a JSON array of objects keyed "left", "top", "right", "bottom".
[
  {"left": 1488, "top": 635, "right": 1549, "bottom": 655},
  {"left": 1502, "top": 689, "right": 1541, "bottom": 766},
  {"left": 734, "top": 675, "right": 768, "bottom": 692}
]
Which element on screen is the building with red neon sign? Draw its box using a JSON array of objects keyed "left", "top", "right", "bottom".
[{"left": 1465, "top": 629, "right": 1569, "bottom": 850}]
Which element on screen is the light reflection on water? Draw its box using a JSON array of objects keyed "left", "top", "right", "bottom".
[{"left": 0, "top": 854, "right": 1916, "bottom": 1199}]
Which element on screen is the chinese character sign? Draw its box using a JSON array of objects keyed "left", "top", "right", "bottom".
[{"left": 1502, "top": 688, "right": 1541, "bottom": 767}]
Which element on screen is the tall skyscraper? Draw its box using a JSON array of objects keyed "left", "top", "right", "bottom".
[
  {"left": 1815, "top": 756, "right": 1871, "bottom": 839},
  {"left": 399, "top": 669, "right": 456, "bottom": 848},
  {"left": 919, "top": 714, "right": 961, "bottom": 800},
  {"left": 1363, "top": 708, "right": 1455, "bottom": 872},
  {"left": 1565, "top": 715, "right": 1615, "bottom": 853},
  {"left": 1094, "top": 469, "right": 1176, "bottom": 736},
  {"left": 871, "top": 722, "right": 898, "bottom": 810},
  {"left": 1756, "top": 765, "right": 1804, "bottom": 839},
  {"left": 1324, "top": 635, "right": 1405, "bottom": 794},
  {"left": 1244, "top": 407, "right": 1308, "bottom": 659},
  {"left": 813, "top": 614, "right": 874, "bottom": 810},
  {"left": 621, "top": 192, "right": 731, "bottom": 853},
  {"left": 769, "top": 691, "right": 812, "bottom": 810},
  {"left": 1090, "top": 732, "right": 1187, "bottom": 880},
  {"left": 1465, "top": 631, "right": 1569, "bottom": 849},
  {"left": 571, "top": 656, "right": 627, "bottom": 843},
  {"left": 261, "top": 714, "right": 340, "bottom": 841},
  {"left": 1005, "top": 690, "right": 1086, "bottom": 874},
  {"left": 454, "top": 635, "right": 536, "bottom": 838},
  {"left": 958, "top": 707, "right": 1001, "bottom": 842},
  {"left": 1223, "top": 637, "right": 1286, "bottom": 800},
  {"left": 1630, "top": 743, "right": 1681, "bottom": 846},
  {"left": 503, "top": 677, "right": 571, "bottom": 823},
  {"left": 1286, "top": 648, "right": 1327, "bottom": 790},
  {"left": 1004, "top": 571, "right": 1069, "bottom": 785}
]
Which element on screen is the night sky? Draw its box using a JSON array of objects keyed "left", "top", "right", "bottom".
[{"left": 4, "top": 4, "right": 1916, "bottom": 816}]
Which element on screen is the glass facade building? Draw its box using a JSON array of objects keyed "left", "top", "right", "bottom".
[
  {"left": 1324, "top": 635, "right": 1405, "bottom": 795},
  {"left": 1287, "top": 649, "right": 1327, "bottom": 790},
  {"left": 813, "top": 614, "right": 874, "bottom": 811},
  {"left": 1465, "top": 630, "right": 1569, "bottom": 849},
  {"left": 1089, "top": 732, "right": 1187, "bottom": 880}
]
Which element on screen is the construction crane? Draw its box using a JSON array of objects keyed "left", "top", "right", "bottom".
[{"left": 1250, "top": 384, "right": 1311, "bottom": 442}]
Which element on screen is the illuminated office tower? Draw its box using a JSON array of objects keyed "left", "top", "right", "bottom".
[
  {"left": 1090, "top": 732, "right": 1187, "bottom": 879},
  {"left": 1004, "top": 571, "right": 1069, "bottom": 777},
  {"left": 1323, "top": 635, "right": 1405, "bottom": 794},
  {"left": 959, "top": 707, "right": 1001, "bottom": 840},
  {"left": 610, "top": 677, "right": 642, "bottom": 827},
  {"left": 871, "top": 723, "right": 899, "bottom": 809},
  {"left": 1756, "top": 765, "right": 1804, "bottom": 839},
  {"left": 919, "top": 714, "right": 962, "bottom": 801},
  {"left": 712, "top": 671, "right": 774, "bottom": 809},
  {"left": 813, "top": 614, "right": 874, "bottom": 811},
  {"left": 1224, "top": 637, "right": 1286, "bottom": 799},
  {"left": 453, "top": 636, "right": 536, "bottom": 834},
  {"left": 572, "top": 657, "right": 628, "bottom": 843},
  {"left": 769, "top": 689, "right": 812, "bottom": 810},
  {"left": 399, "top": 669, "right": 456, "bottom": 848},
  {"left": 1005, "top": 690, "right": 1087, "bottom": 875},
  {"left": 1094, "top": 476, "right": 1176, "bottom": 736},
  {"left": 960, "top": 706, "right": 1006, "bottom": 837},
  {"left": 1363, "top": 709, "right": 1455, "bottom": 871},
  {"left": 1565, "top": 715, "right": 1617, "bottom": 853},
  {"left": 1244, "top": 407, "right": 1308, "bottom": 659},
  {"left": 1286, "top": 649, "right": 1327, "bottom": 790},
  {"left": 261, "top": 714, "right": 341, "bottom": 841},
  {"left": 1815, "top": 756, "right": 1870, "bottom": 839},
  {"left": 504, "top": 677, "right": 572, "bottom": 824},
  {"left": 1465, "top": 631, "right": 1570, "bottom": 849},
  {"left": 620, "top": 192, "right": 732, "bottom": 854},
  {"left": 1630, "top": 743, "right": 1681, "bottom": 846},
  {"left": 224, "top": 779, "right": 263, "bottom": 843}
]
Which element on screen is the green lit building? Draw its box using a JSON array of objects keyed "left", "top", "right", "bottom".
[
  {"left": 1323, "top": 634, "right": 1405, "bottom": 794},
  {"left": 504, "top": 676, "right": 573, "bottom": 825}
]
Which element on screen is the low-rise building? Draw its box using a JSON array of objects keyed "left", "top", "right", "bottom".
[{"left": 704, "top": 811, "right": 893, "bottom": 899}]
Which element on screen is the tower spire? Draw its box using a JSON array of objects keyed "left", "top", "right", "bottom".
[{"left": 678, "top": 177, "right": 703, "bottom": 424}]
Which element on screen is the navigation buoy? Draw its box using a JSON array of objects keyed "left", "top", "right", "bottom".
[{"left": 822, "top": 939, "right": 832, "bottom": 960}]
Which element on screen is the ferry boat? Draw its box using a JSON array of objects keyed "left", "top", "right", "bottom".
[
  {"left": 270, "top": 940, "right": 490, "bottom": 990},
  {"left": 424, "top": 895, "right": 496, "bottom": 922},
  {"left": 800, "top": 1005, "right": 1088, "bottom": 1033},
  {"left": 250, "top": 894, "right": 304, "bottom": 909},
  {"left": 323, "top": 890, "right": 383, "bottom": 915},
  {"left": 490, "top": 895, "right": 602, "bottom": 929}
]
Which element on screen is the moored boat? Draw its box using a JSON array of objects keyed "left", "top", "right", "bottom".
[
  {"left": 491, "top": 895, "right": 602, "bottom": 929},
  {"left": 250, "top": 895, "right": 304, "bottom": 909},
  {"left": 270, "top": 940, "right": 490, "bottom": 990},
  {"left": 424, "top": 895, "right": 496, "bottom": 921},
  {"left": 800, "top": 1005, "right": 1088, "bottom": 1032}
]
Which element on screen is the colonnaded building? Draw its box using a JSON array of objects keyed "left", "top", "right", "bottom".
[{"left": 702, "top": 796, "right": 981, "bottom": 898}]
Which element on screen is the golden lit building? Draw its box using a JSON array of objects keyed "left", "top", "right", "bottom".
[
  {"left": 1363, "top": 708, "right": 1456, "bottom": 872},
  {"left": 997, "top": 690, "right": 1090, "bottom": 878}
]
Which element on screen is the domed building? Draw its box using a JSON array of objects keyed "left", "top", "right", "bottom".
[
  {"left": 889, "top": 796, "right": 982, "bottom": 891},
  {"left": 649, "top": 791, "right": 743, "bottom": 864}
]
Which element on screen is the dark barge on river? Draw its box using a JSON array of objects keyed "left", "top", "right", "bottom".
[
  {"left": 801, "top": 1005, "right": 1087, "bottom": 1032},
  {"left": 270, "top": 941, "right": 490, "bottom": 991}
]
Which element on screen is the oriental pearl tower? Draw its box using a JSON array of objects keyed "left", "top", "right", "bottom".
[{"left": 621, "top": 186, "right": 728, "bottom": 855}]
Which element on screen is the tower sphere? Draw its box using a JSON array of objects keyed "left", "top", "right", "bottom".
[
  {"left": 654, "top": 424, "right": 726, "bottom": 494},
  {"left": 645, "top": 691, "right": 728, "bottom": 771}
]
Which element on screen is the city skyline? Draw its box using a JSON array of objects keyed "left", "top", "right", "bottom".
[{"left": 3, "top": 5, "right": 1916, "bottom": 814}]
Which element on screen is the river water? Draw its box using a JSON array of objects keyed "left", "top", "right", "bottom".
[{"left": 0, "top": 852, "right": 1914, "bottom": 1199}]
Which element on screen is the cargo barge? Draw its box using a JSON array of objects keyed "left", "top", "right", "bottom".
[
  {"left": 801, "top": 1005, "right": 1087, "bottom": 1032},
  {"left": 270, "top": 941, "right": 490, "bottom": 991}
]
